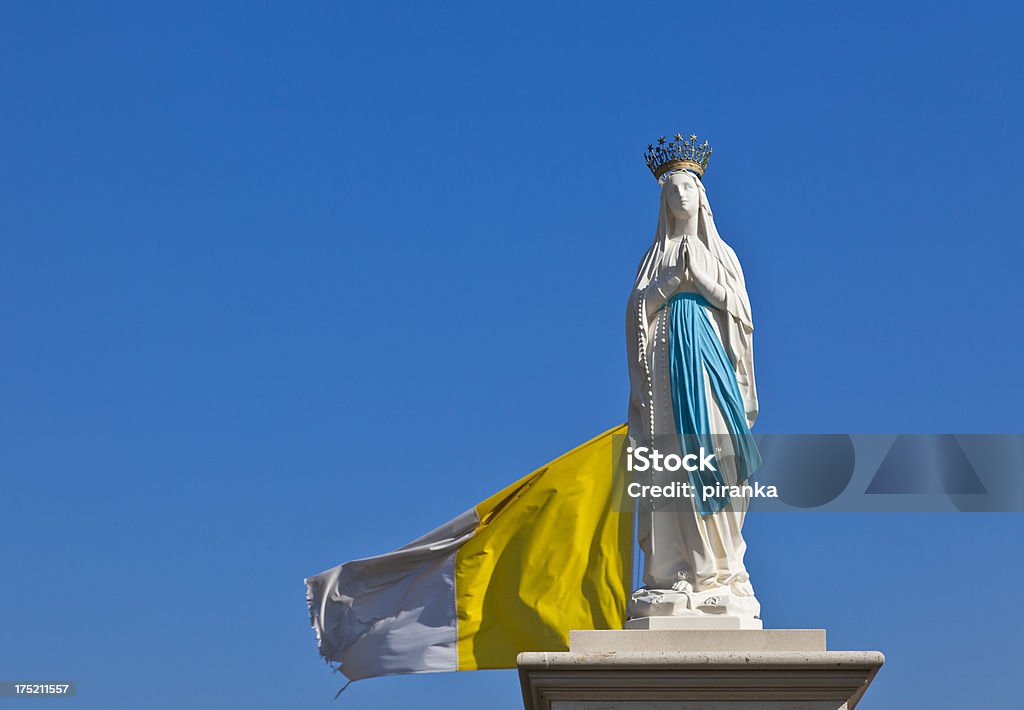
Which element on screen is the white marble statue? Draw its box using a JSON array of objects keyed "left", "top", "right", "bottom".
[{"left": 625, "top": 135, "right": 762, "bottom": 624}]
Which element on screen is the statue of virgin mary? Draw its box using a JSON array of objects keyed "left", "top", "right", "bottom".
[{"left": 625, "top": 134, "right": 763, "bottom": 625}]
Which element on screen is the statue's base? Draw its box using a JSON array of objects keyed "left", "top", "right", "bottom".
[
  {"left": 518, "top": 629, "right": 883, "bottom": 710},
  {"left": 624, "top": 615, "right": 763, "bottom": 630}
]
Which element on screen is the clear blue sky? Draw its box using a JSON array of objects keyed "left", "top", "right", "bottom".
[{"left": 2, "top": 2, "right": 1021, "bottom": 708}]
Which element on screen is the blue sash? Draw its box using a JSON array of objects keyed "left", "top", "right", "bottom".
[{"left": 666, "top": 292, "right": 762, "bottom": 515}]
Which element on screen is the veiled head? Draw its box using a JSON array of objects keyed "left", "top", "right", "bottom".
[{"left": 662, "top": 170, "right": 701, "bottom": 230}]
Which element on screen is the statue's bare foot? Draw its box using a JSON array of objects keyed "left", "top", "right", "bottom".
[{"left": 627, "top": 585, "right": 760, "bottom": 620}]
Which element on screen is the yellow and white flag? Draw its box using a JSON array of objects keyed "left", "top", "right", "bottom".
[{"left": 305, "top": 424, "right": 632, "bottom": 680}]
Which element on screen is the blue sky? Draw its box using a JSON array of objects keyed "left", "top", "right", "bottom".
[{"left": 1, "top": 2, "right": 1021, "bottom": 708}]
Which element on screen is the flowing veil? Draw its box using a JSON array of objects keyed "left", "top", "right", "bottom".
[{"left": 626, "top": 173, "right": 758, "bottom": 434}]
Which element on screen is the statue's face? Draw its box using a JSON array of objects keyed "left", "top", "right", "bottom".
[{"left": 664, "top": 171, "right": 700, "bottom": 224}]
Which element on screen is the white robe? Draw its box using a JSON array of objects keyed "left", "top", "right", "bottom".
[{"left": 625, "top": 204, "right": 760, "bottom": 620}]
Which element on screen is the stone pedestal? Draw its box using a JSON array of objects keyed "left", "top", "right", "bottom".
[{"left": 518, "top": 630, "right": 883, "bottom": 710}]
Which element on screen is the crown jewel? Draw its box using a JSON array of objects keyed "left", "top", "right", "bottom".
[{"left": 645, "top": 133, "right": 712, "bottom": 181}]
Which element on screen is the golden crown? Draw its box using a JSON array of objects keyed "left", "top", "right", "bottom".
[{"left": 644, "top": 133, "right": 712, "bottom": 181}]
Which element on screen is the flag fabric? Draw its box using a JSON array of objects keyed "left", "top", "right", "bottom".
[{"left": 305, "top": 424, "right": 633, "bottom": 681}]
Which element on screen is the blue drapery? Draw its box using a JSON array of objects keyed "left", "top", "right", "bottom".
[{"left": 666, "top": 292, "right": 762, "bottom": 515}]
